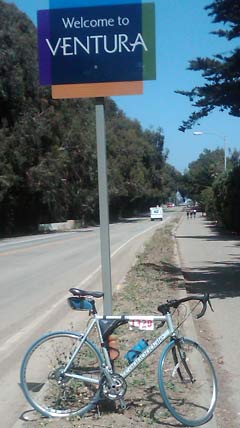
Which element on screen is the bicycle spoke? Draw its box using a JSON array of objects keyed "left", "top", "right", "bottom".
[
  {"left": 159, "top": 338, "right": 217, "bottom": 427},
  {"left": 21, "top": 332, "right": 103, "bottom": 417}
]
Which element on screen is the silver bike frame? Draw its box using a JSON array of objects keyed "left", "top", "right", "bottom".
[
  {"left": 64, "top": 312, "right": 176, "bottom": 384},
  {"left": 96, "top": 314, "right": 175, "bottom": 378}
]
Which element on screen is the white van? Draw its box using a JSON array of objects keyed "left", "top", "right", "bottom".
[{"left": 150, "top": 205, "right": 163, "bottom": 221}]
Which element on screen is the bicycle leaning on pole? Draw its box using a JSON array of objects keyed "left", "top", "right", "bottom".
[{"left": 20, "top": 288, "right": 218, "bottom": 427}]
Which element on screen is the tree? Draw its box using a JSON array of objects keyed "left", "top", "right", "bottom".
[
  {"left": 213, "top": 166, "right": 240, "bottom": 232},
  {"left": 0, "top": 1, "right": 39, "bottom": 127},
  {"left": 176, "top": 0, "right": 240, "bottom": 132},
  {"left": 198, "top": 187, "right": 216, "bottom": 219},
  {"left": 24, "top": 97, "right": 99, "bottom": 224},
  {"left": 161, "top": 163, "right": 183, "bottom": 203},
  {"left": 182, "top": 148, "right": 225, "bottom": 202},
  {"left": 0, "top": 1, "right": 179, "bottom": 235},
  {"left": 106, "top": 101, "right": 166, "bottom": 216}
]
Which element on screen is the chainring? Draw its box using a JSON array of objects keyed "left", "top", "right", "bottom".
[{"left": 102, "top": 374, "right": 127, "bottom": 400}]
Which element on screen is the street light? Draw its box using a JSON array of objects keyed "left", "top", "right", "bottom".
[{"left": 193, "top": 131, "right": 227, "bottom": 171}]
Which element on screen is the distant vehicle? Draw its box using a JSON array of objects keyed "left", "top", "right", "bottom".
[
  {"left": 167, "top": 202, "right": 175, "bottom": 208},
  {"left": 150, "top": 205, "right": 163, "bottom": 221}
]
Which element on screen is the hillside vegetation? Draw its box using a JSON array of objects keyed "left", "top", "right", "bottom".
[{"left": 0, "top": 1, "right": 180, "bottom": 236}]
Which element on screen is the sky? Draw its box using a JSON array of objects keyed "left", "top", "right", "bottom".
[{"left": 5, "top": 0, "right": 240, "bottom": 172}]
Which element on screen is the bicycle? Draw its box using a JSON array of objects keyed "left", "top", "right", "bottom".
[{"left": 20, "top": 288, "right": 218, "bottom": 427}]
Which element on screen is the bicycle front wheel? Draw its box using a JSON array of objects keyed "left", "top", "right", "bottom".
[
  {"left": 159, "top": 337, "right": 218, "bottom": 427},
  {"left": 20, "top": 331, "right": 104, "bottom": 418}
]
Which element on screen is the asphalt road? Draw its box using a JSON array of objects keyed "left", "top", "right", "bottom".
[{"left": 0, "top": 214, "right": 173, "bottom": 428}]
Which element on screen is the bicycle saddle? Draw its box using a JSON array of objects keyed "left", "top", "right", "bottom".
[{"left": 69, "top": 288, "right": 104, "bottom": 298}]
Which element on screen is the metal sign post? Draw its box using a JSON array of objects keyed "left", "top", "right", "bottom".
[
  {"left": 37, "top": 2, "right": 156, "bottom": 316},
  {"left": 95, "top": 97, "right": 112, "bottom": 315}
]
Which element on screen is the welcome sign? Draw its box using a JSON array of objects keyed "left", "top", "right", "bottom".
[{"left": 38, "top": 2, "right": 156, "bottom": 86}]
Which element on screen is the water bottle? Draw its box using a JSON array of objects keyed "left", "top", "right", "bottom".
[
  {"left": 108, "top": 334, "right": 120, "bottom": 360},
  {"left": 125, "top": 338, "right": 148, "bottom": 364}
]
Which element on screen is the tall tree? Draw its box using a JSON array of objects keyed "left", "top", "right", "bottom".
[
  {"left": 0, "top": 0, "right": 39, "bottom": 127},
  {"left": 161, "top": 163, "right": 183, "bottom": 202},
  {"left": 176, "top": 0, "right": 240, "bottom": 132},
  {"left": 0, "top": 1, "right": 178, "bottom": 235},
  {"left": 182, "top": 148, "right": 225, "bottom": 202},
  {"left": 213, "top": 166, "right": 240, "bottom": 232},
  {"left": 106, "top": 101, "right": 166, "bottom": 216}
]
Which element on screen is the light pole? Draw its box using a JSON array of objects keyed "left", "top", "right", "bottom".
[{"left": 193, "top": 131, "right": 227, "bottom": 171}]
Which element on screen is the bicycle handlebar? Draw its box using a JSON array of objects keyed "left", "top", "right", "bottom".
[
  {"left": 157, "top": 293, "right": 214, "bottom": 319},
  {"left": 68, "top": 289, "right": 214, "bottom": 320}
]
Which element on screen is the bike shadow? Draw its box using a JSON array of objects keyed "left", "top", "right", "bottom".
[{"left": 117, "top": 390, "right": 181, "bottom": 427}]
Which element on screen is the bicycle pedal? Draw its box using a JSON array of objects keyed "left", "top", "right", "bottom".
[{"left": 119, "top": 398, "right": 127, "bottom": 410}]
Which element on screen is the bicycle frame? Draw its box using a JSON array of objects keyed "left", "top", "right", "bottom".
[
  {"left": 63, "top": 312, "right": 176, "bottom": 385},
  {"left": 21, "top": 290, "right": 217, "bottom": 425}
]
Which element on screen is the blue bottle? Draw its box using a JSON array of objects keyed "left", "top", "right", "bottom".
[{"left": 125, "top": 339, "right": 148, "bottom": 364}]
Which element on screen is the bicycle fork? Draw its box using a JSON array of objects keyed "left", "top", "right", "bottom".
[{"left": 172, "top": 339, "right": 196, "bottom": 384}]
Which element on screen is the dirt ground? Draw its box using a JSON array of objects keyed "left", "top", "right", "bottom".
[{"left": 20, "top": 215, "right": 208, "bottom": 428}]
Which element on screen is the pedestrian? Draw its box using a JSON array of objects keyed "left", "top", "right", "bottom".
[
  {"left": 190, "top": 210, "right": 193, "bottom": 219},
  {"left": 186, "top": 210, "right": 189, "bottom": 219},
  {"left": 193, "top": 209, "right": 196, "bottom": 218}
]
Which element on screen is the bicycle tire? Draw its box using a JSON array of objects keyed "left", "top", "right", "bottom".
[
  {"left": 158, "top": 337, "right": 218, "bottom": 427},
  {"left": 20, "top": 331, "right": 104, "bottom": 418}
]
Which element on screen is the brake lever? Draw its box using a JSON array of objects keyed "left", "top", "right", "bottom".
[{"left": 196, "top": 300, "right": 207, "bottom": 319}]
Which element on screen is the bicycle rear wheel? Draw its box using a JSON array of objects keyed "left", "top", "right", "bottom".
[
  {"left": 158, "top": 337, "right": 217, "bottom": 427},
  {"left": 20, "top": 331, "right": 104, "bottom": 418}
]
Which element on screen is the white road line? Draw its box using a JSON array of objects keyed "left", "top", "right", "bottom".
[{"left": 0, "top": 220, "right": 164, "bottom": 355}]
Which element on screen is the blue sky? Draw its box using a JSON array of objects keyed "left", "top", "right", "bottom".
[{"left": 5, "top": 0, "right": 240, "bottom": 172}]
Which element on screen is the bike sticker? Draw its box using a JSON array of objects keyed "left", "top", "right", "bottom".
[{"left": 129, "top": 319, "right": 154, "bottom": 330}]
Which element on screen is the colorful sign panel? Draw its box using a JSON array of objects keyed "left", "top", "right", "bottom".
[
  {"left": 37, "top": 3, "right": 156, "bottom": 86},
  {"left": 51, "top": 81, "right": 143, "bottom": 98}
]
